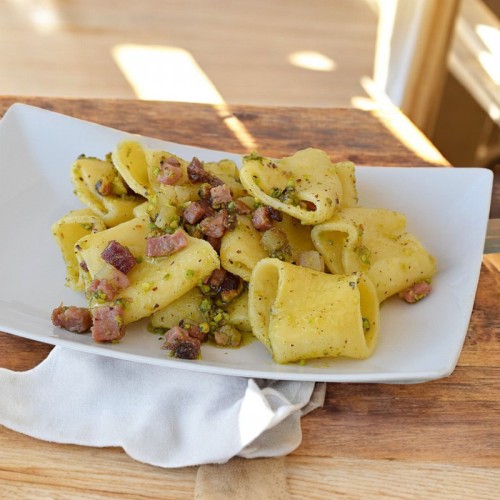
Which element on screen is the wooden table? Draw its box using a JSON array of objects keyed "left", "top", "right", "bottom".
[{"left": 0, "top": 96, "right": 498, "bottom": 498}]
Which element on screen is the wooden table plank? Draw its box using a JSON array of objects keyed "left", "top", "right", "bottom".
[
  {"left": 0, "top": 427, "right": 197, "bottom": 499},
  {"left": 0, "top": 96, "right": 447, "bottom": 166},
  {"left": 0, "top": 96, "right": 498, "bottom": 498}
]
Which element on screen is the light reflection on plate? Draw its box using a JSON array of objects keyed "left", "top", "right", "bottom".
[{"left": 0, "top": 104, "right": 493, "bottom": 382}]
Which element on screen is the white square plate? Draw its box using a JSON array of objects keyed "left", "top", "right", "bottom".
[{"left": 0, "top": 104, "right": 493, "bottom": 382}]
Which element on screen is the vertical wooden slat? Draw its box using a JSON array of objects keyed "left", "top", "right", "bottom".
[{"left": 402, "top": 0, "right": 461, "bottom": 136}]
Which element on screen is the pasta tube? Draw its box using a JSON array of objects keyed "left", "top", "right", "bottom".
[
  {"left": 51, "top": 209, "right": 107, "bottom": 290},
  {"left": 240, "top": 148, "right": 347, "bottom": 225},
  {"left": 112, "top": 139, "right": 151, "bottom": 198},
  {"left": 71, "top": 155, "right": 144, "bottom": 226},
  {"left": 311, "top": 207, "right": 437, "bottom": 302},
  {"left": 248, "top": 258, "right": 379, "bottom": 364}
]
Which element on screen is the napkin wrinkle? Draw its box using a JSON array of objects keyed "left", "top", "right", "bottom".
[
  {"left": 240, "top": 383, "right": 320, "bottom": 459},
  {"left": 259, "top": 386, "right": 306, "bottom": 427},
  {"left": 237, "top": 380, "right": 278, "bottom": 448},
  {"left": 0, "top": 346, "right": 324, "bottom": 468}
]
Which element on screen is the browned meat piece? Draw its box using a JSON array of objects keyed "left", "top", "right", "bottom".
[
  {"left": 299, "top": 200, "right": 317, "bottom": 211},
  {"left": 186, "top": 157, "right": 223, "bottom": 186},
  {"left": 209, "top": 176, "right": 224, "bottom": 187},
  {"left": 165, "top": 157, "right": 181, "bottom": 168},
  {"left": 183, "top": 201, "right": 206, "bottom": 225},
  {"left": 199, "top": 210, "right": 229, "bottom": 239},
  {"left": 251, "top": 206, "right": 274, "bottom": 231},
  {"left": 157, "top": 157, "right": 182, "bottom": 185},
  {"left": 220, "top": 273, "right": 244, "bottom": 303},
  {"left": 187, "top": 157, "right": 211, "bottom": 184},
  {"left": 173, "top": 338, "right": 201, "bottom": 359},
  {"left": 163, "top": 325, "right": 189, "bottom": 348},
  {"left": 205, "top": 236, "right": 222, "bottom": 252},
  {"left": 214, "top": 324, "right": 242, "bottom": 347},
  {"left": 203, "top": 268, "right": 227, "bottom": 290},
  {"left": 162, "top": 325, "right": 201, "bottom": 359},
  {"left": 210, "top": 184, "right": 232, "bottom": 206},
  {"left": 89, "top": 279, "right": 118, "bottom": 301},
  {"left": 51, "top": 304, "right": 92, "bottom": 333},
  {"left": 89, "top": 268, "right": 130, "bottom": 301},
  {"left": 91, "top": 304, "right": 125, "bottom": 342},
  {"left": 179, "top": 319, "right": 208, "bottom": 342},
  {"left": 268, "top": 206, "right": 283, "bottom": 221},
  {"left": 202, "top": 269, "right": 243, "bottom": 302},
  {"left": 101, "top": 240, "right": 136, "bottom": 274},
  {"left": 182, "top": 199, "right": 214, "bottom": 225},
  {"left": 234, "top": 199, "right": 253, "bottom": 215},
  {"left": 146, "top": 230, "right": 188, "bottom": 257},
  {"left": 399, "top": 281, "right": 432, "bottom": 303}
]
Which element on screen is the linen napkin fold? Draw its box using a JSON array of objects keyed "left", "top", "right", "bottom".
[{"left": 0, "top": 346, "right": 325, "bottom": 468}]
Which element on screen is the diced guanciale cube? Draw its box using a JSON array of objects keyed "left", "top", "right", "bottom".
[
  {"left": 91, "top": 304, "right": 125, "bottom": 342},
  {"left": 187, "top": 157, "right": 211, "bottom": 184},
  {"left": 89, "top": 267, "right": 130, "bottom": 301},
  {"left": 182, "top": 199, "right": 214, "bottom": 225},
  {"left": 162, "top": 325, "right": 201, "bottom": 359},
  {"left": 101, "top": 240, "right": 136, "bottom": 274},
  {"left": 399, "top": 281, "right": 432, "bottom": 303},
  {"left": 234, "top": 199, "right": 253, "bottom": 215},
  {"left": 146, "top": 230, "right": 188, "bottom": 257},
  {"left": 252, "top": 206, "right": 273, "bottom": 231},
  {"left": 199, "top": 210, "right": 231, "bottom": 239},
  {"left": 157, "top": 157, "right": 182, "bottom": 185},
  {"left": 51, "top": 304, "right": 92, "bottom": 333},
  {"left": 210, "top": 184, "right": 232, "bottom": 206},
  {"left": 214, "top": 324, "right": 241, "bottom": 347}
]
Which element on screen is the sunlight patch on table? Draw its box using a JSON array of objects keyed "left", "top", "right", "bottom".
[
  {"left": 213, "top": 103, "right": 258, "bottom": 151},
  {"left": 351, "top": 77, "right": 448, "bottom": 166},
  {"left": 111, "top": 43, "right": 257, "bottom": 150}
]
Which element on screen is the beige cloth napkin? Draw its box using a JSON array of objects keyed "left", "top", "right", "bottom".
[{"left": 0, "top": 346, "right": 325, "bottom": 468}]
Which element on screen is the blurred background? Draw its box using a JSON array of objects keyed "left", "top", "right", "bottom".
[{"left": 0, "top": 0, "right": 498, "bottom": 209}]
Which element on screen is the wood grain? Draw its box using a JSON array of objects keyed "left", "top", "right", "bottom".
[
  {"left": 286, "top": 456, "right": 500, "bottom": 499},
  {"left": 0, "top": 427, "right": 197, "bottom": 499},
  {"left": 0, "top": 97, "right": 498, "bottom": 498},
  {"left": 0, "top": 96, "right": 446, "bottom": 166},
  {"left": 0, "top": 0, "right": 377, "bottom": 108}
]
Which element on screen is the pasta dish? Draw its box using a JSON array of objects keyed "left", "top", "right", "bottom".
[{"left": 51, "top": 142, "right": 436, "bottom": 364}]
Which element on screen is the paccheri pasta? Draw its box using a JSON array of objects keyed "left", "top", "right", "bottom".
[
  {"left": 51, "top": 141, "right": 437, "bottom": 364},
  {"left": 249, "top": 259, "right": 379, "bottom": 363},
  {"left": 51, "top": 209, "right": 107, "bottom": 291},
  {"left": 310, "top": 207, "right": 437, "bottom": 302},
  {"left": 71, "top": 155, "right": 144, "bottom": 226}
]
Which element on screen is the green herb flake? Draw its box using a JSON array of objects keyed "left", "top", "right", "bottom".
[
  {"left": 362, "top": 317, "right": 370, "bottom": 332},
  {"left": 244, "top": 151, "right": 263, "bottom": 161},
  {"left": 358, "top": 245, "right": 371, "bottom": 265}
]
